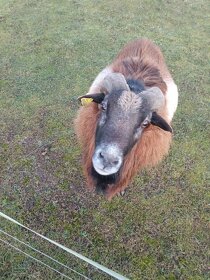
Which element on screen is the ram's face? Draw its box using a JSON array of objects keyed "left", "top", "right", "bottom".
[
  {"left": 93, "top": 89, "right": 150, "bottom": 176},
  {"left": 79, "top": 73, "right": 172, "bottom": 177}
]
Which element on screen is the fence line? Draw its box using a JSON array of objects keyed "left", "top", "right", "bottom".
[
  {"left": 0, "top": 228, "right": 91, "bottom": 280},
  {"left": 0, "top": 237, "right": 74, "bottom": 280},
  {"left": 0, "top": 211, "right": 129, "bottom": 280}
]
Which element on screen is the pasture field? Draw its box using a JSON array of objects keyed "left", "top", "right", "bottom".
[{"left": 0, "top": 0, "right": 209, "bottom": 279}]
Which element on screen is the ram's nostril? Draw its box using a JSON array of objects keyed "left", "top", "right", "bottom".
[
  {"left": 99, "top": 152, "right": 104, "bottom": 159},
  {"left": 113, "top": 160, "right": 119, "bottom": 165}
]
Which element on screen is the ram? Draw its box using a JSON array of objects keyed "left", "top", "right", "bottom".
[{"left": 74, "top": 39, "right": 178, "bottom": 199}]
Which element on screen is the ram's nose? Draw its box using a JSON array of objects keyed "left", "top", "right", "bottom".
[
  {"left": 98, "top": 150, "right": 121, "bottom": 167},
  {"left": 92, "top": 145, "right": 123, "bottom": 176}
]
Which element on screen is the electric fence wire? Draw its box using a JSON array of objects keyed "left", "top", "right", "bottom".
[
  {"left": 0, "top": 237, "right": 74, "bottom": 280},
  {"left": 0, "top": 212, "right": 129, "bottom": 280},
  {"left": 0, "top": 228, "right": 91, "bottom": 280}
]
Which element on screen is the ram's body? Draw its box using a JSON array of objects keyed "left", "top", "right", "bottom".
[{"left": 75, "top": 39, "right": 178, "bottom": 199}]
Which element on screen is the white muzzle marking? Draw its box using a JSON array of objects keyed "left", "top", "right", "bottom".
[{"left": 92, "top": 144, "right": 123, "bottom": 176}]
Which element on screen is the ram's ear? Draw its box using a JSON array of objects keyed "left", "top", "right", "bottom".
[
  {"left": 78, "top": 93, "right": 105, "bottom": 106},
  {"left": 151, "top": 112, "right": 173, "bottom": 133}
]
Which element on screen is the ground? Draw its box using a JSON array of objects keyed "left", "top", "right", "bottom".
[{"left": 0, "top": 0, "right": 209, "bottom": 279}]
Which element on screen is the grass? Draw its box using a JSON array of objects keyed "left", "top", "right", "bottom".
[{"left": 0, "top": 0, "right": 209, "bottom": 279}]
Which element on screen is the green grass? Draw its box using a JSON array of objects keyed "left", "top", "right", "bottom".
[{"left": 0, "top": 0, "right": 209, "bottom": 279}]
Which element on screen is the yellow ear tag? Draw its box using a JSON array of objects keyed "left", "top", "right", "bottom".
[{"left": 81, "top": 97, "right": 93, "bottom": 106}]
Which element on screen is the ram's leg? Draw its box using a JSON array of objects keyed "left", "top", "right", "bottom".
[
  {"left": 106, "top": 185, "right": 128, "bottom": 200},
  {"left": 117, "top": 189, "right": 127, "bottom": 197}
]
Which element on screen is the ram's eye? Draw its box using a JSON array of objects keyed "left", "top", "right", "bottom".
[
  {"left": 100, "top": 102, "right": 107, "bottom": 111},
  {"left": 142, "top": 119, "right": 150, "bottom": 128}
]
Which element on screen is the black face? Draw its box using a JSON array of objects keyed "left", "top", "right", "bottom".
[
  {"left": 95, "top": 89, "right": 148, "bottom": 154},
  {"left": 92, "top": 81, "right": 152, "bottom": 180},
  {"left": 96, "top": 80, "right": 148, "bottom": 149},
  {"left": 92, "top": 81, "right": 147, "bottom": 192}
]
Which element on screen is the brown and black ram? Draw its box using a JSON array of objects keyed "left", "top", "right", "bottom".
[{"left": 75, "top": 38, "right": 178, "bottom": 200}]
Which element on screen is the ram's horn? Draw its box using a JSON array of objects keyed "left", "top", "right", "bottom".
[
  {"left": 101, "top": 73, "right": 129, "bottom": 94},
  {"left": 140, "top": 87, "right": 165, "bottom": 111}
]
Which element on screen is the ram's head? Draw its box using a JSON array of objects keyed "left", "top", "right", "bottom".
[{"left": 79, "top": 73, "right": 172, "bottom": 176}]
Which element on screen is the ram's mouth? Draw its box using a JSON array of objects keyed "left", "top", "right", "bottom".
[
  {"left": 93, "top": 164, "right": 118, "bottom": 176},
  {"left": 91, "top": 165, "right": 120, "bottom": 188}
]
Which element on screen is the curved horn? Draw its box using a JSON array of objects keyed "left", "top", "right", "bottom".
[
  {"left": 140, "top": 87, "right": 165, "bottom": 111},
  {"left": 101, "top": 73, "right": 129, "bottom": 93}
]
